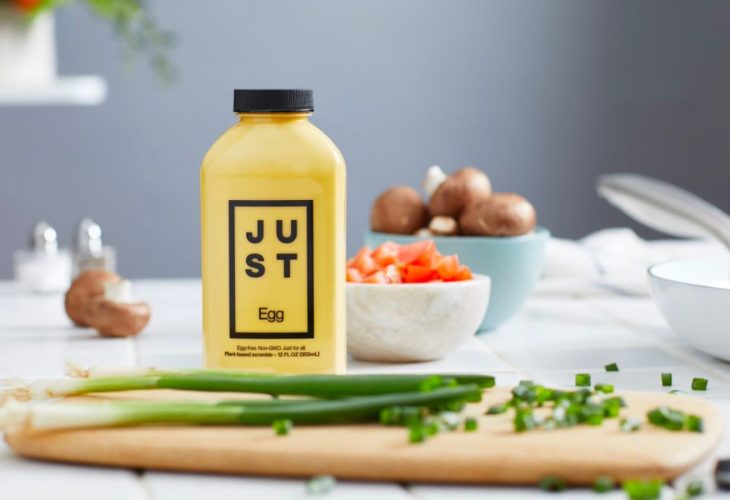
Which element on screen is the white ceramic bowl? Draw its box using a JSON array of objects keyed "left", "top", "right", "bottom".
[
  {"left": 649, "top": 253, "right": 730, "bottom": 360},
  {"left": 346, "top": 275, "right": 491, "bottom": 362}
]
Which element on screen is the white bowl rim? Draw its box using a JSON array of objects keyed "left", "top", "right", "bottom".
[
  {"left": 346, "top": 274, "right": 491, "bottom": 289},
  {"left": 648, "top": 252, "right": 730, "bottom": 290}
]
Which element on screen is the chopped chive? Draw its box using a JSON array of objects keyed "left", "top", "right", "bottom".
[
  {"left": 424, "top": 419, "right": 440, "bottom": 436},
  {"left": 514, "top": 408, "right": 537, "bottom": 432},
  {"left": 575, "top": 373, "right": 591, "bottom": 387},
  {"left": 538, "top": 476, "right": 567, "bottom": 492},
  {"left": 437, "top": 411, "right": 460, "bottom": 431},
  {"left": 669, "top": 389, "right": 685, "bottom": 395},
  {"left": 661, "top": 373, "right": 672, "bottom": 387},
  {"left": 686, "top": 479, "right": 703, "bottom": 497},
  {"left": 604, "top": 363, "right": 619, "bottom": 372},
  {"left": 306, "top": 475, "right": 336, "bottom": 495},
  {"left": 593, "top": 475, "right": 615, "bottom": 493},
  {"left": 486, "top": 403, "right": 508, "bottom": 415},
  {"left": 620, "top": 417, "right": 641, "bottom": 433},
  {"left": 581, "top": 404, "right": 604, "bottom": 425},
  {"left": 408, "top": 424, "right": 428, "bottom": 444},
  {"left": 687, "top": 414, "right": 704, "bottom": 433},
  {"left": 692, "top": 377, "right": 708, "bottom": 391},
  {"left": 622, "top": 479, "right": 664, "bottom": 500},
  {"left": 464, "top": 417, "right": 478, "bottom": 431},
  {"left": 273, "top": 418, "right": 292, "bottom": 436},
  {"left": 647, "top": 406, "right": 703, "bottom": 433},
  {"left": 594, "top": 383, "right": 614, "bottom": 394}
]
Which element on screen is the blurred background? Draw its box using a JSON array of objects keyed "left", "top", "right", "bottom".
[{"left": 2, "top": 0, "right": 730, "bottom": 278}]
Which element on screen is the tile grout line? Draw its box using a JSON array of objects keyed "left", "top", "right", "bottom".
[{"left": 589, "top": 298, "right": 730, "bottom": 385}]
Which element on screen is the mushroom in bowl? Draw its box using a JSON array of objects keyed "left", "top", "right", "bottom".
[{"left": 346, "top": 240, "right": 490, "bottom": 362}]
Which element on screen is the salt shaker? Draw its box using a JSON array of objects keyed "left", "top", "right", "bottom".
[
  {"left": 14, "top": 222, "right": 72, "bottom": 293},
  {"left": 72, "top": 218, "right": 116, "bottom": 278}
]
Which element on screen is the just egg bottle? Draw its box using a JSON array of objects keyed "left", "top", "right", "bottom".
[{"left": 201, "top": 89, "right": 346, "bottom": 373}]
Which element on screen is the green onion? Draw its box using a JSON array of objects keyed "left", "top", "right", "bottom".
[
  {"left": 464, "top": 417, "right": 478, "bottom": 431},
  {"left": 538, "top": 476, "right": 567, "bottom": 492},
  {"left": 575, "top": 373, "right": 591, "bottom": 387},
  {"left": 620, "top": 417, "right": 641, "bottom": 433},
  {"left": 408, "top": 424, "right": 428, "bottom": 443},
  {"left": 514, "top": 408, "right": 537, "bottom": 432},
  {"left": 19, "top": 372, "right": 495, "bottom": 400},
  {"left": 661, "top": 373, "right": 672, "bottom": 387},
  {"left": 306, "top": 475, "right": 336, "bottom": 495},
  {"left": 593, "top": 475, "right": 615, "bottom": 493},
  {"left": 272, "top": 418, "right": 292, "bottom": 436},
  {"left": 622, "top": 479, "right": 664, "bottom": 500},
  {"left": 687, "top": 414, "right": 704, "bottom": 433},
  {"left": 594, "top": 383, "right": 614, "bottom": 394},
  {"left": 669, "top": 389, "right": 685, "bottom": 395},
  {"left": 604, "top": 363, "right": 619, "bottom": 372},
  {"left": 0, "top": 385, "right": 482, "bottom": 431},
  {"left": 486, "top": 403, "right": 508, "bottom": 415},
  {"left": 686, "top": 479, "right": 704, "bottom": 497},
  {"left": 691, "top": 377, "right": 708, "bottom": 391},
  {"left": 647, "top": 406, "right": 703, "bottom": 433}
]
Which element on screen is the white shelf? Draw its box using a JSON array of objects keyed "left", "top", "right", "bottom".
[{"left": 0, "top": 75, "right": 107, "bottom": 106}]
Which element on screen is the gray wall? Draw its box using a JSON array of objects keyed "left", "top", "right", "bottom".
[{"left": 2, "top": 0, "right": 730, "bottom": 278}]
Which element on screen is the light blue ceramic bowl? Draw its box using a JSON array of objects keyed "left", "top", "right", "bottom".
[{"left": 364, "top": 227, "right": 550, "bottom": 331}]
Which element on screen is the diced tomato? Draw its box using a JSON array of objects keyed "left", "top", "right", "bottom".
[
  {"left": 346, "top": 268, "right": 363, "bottom": 283},
  {"left": 435, "top": 254, "right": 460, "bottom": 281},
  {"left": 396, "top": 239, "right": 437, "bottom": 267},
  {"left": 382, "top": 264, "right": 402, "bottom": 284},
  {"left": 403, "top": 264, "right": 437, "bottom": 283},
  {"left": 455, "top": 265, "right": 473, "bottom": 281},
  {"left": 372, "top": 241, "right": 399, "bottom": 267},
  {"left": 363, "top": 270, "right": 388, "bottom": 284},
  {"left": 346, "top": 240, "right": 472, "bottom": 284}
]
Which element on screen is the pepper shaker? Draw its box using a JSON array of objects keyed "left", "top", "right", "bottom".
[
  {"left": 72, "top": 218, "right": 116, "bottom": 278},
  {"left": 14, "top": 221, "right": 72, "bottom": 293}
]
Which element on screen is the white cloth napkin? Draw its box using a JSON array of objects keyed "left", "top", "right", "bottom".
[{"left": 539, "top": 228, "right": 724, "bottom": 296}]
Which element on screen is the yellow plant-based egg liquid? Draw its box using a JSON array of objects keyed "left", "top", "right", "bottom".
[{"left": 201, "top": 105, "right": 346, "bottom": 373}]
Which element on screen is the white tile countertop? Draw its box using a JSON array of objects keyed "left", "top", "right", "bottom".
[{"left": 0, "top": 279, "right": 729, "bottom": 499}]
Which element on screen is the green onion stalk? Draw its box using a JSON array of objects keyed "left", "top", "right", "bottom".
[
  {"left": 8, "top": 370, "right": 494, "bottom": 401},
  {"left": 0, "top": 385, "right": 482, "bottom": 432}
]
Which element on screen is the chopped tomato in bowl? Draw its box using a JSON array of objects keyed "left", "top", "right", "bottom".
[{"left": 346, "top": 240, "right": 473, "bottom": 284}]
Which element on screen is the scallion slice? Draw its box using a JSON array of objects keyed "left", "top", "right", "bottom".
[
  {"left": 575, "top": 373, "right": 591, "bottom": 387},
  {"left": 464, "top": 417, "right": 478, "bottom": 431},
  {"left": 539, "top": 476, "right": 567, "bottom": 492},
  {"left": 593, "top": 475, "right": 615, "bottom": 493},
  {"left": 604, "top": 363, "right": 619, "bottom": 372},
  {"left": 691, "top": 377, "right": 708, "bottom": 391},
  {"left": 594, "top": 383, "right": 614, "bottom": 394},
  {"left": 272, "top": 418, "right": 292, "bottom": 436},
  {"left": 661, "top": 373, "right": 672, "bottom": 387}
]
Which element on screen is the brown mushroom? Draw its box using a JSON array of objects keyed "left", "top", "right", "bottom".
[
  {"left": 424, "top": 166, "right": 492, "bottom": 218},
  {"left": 64, "top": 270, "right": 121, "bottom": 327},
  {"left": 370, "top": 186, "right": 429, "bottom": 235},
  {"left": 459, "top": 193, "right": 537, "bottom": 236},
  {"left": 428, "top": 215, "right": 459, "bottom": 236},
  {"left": 85, "top": 297, "right": 151, "bottom": 337}
]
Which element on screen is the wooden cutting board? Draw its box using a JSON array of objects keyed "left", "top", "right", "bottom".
[{"left": 4, "top": 387, "right": 724, "bottom": 485}]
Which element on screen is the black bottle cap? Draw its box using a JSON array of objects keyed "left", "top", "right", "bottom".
[{"left": 233, "top": 89, "right": 313, "bottom": 113}]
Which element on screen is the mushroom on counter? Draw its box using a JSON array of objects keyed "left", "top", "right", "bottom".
[
  {"left": 423, "top": 166, "right": 492, "bottom": 218},
  {"left": 85, "top": 280, "right": 151, "bottom": 337},
  {"left": 64, "top": 270, "right": 151, "bottom": 337},
  {"left": 459, "top": 193, "right": 537, "bottom": 237},
  {"left": 64, "top": 270, "right": 121, "bottom": 327},
  {"left": 370, "top": 186, "right": 429, "bottom": 235}
]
